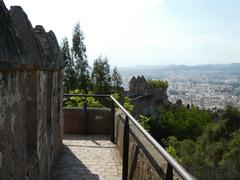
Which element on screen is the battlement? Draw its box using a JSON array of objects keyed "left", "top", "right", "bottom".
[{"left": 127, "top": 76, "right": 169, "bottom": 117}]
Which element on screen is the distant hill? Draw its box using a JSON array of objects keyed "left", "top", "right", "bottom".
[
  {"left": 120, "top": 63, "right": 240, "bottom": 72},
  {"left": 118, "top": 63, "right": 240, "bottom": 89}
]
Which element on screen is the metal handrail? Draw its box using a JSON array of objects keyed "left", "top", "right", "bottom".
[
  {"left": 110, "top": 95, "right": 196, "bottom": 180},
  {"left": 63, "top": 93, "right": 196, "bottom": 180},
  {"left": 64, "top": 94, "right": 110, "bottom": 98}
]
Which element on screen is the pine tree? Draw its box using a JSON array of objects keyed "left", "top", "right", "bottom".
[
  {"left": 72, "top": 23, "right": 90, "bottom": 91},
  {"left": 91, "top": 56, "right": 111, "bottom": 94},
  {"left": 111, "top": 66, "right": 122, "bottom": 92},
  {"left": 60, "top": 37, "right": 76, "bottom": 92}
]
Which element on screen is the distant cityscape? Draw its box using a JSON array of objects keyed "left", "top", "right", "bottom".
[
  {"left": 167, "top": 73, "right": 240, "bottom": 109},
  {"left": 119, "top": 63, "right": 240, "bottom": 109}
]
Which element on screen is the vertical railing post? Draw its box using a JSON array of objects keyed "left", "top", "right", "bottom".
[
  {"left": 111, "top": 100, "right": 115, "bottom": 143},
  {"left": 166, "top": 163, "right": 173, "bottom": 180},
  {"left": 83, "top": 97, "right": 88, "bottom": 135},
  {"left": 122, "top": 116, "right": 129, "bottom": 180}
]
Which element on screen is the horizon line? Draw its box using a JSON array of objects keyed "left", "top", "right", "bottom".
[{"left": 117, "top": 62, "right": 240, "bottom": 68}]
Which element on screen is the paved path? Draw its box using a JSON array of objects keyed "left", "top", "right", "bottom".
[{"left": 53, "top": 135, "right": 122, "bottom": 180}]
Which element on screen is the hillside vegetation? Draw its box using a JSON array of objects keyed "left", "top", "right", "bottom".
[{"left": 140, "top": 104, "right": 240, "bottom": 179}]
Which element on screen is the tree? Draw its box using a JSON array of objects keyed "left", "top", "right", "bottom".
[
  {"left": 168, "top": 106, "right": 240, "bottom": 179},
  {"left": 60, "top": 37, "right": 76, "bottom": 91},
  {"left": 91, "top": 56, "right": 111, "bottom": 94},
  {"left": 222, "top": 105, "right": 240, "bottom": 132},
  {"left": 220, "top": 131, "right": 240, "bottom": 172},
  {"left": 150, "top": 105, "right": 212, "bottom": 141},
  {"left": 111, "top": 67, "right": 122, "bottom": 92},
  {"left": 72, "top": 23, "right": 90, "bottom": 91}
]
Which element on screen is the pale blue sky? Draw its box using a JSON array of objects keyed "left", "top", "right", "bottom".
[{"left": 5, "top": 0, "right": 240, "bottom": 67}]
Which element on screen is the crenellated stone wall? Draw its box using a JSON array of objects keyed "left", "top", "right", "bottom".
[
  {"left": 126, "top": 75, "right": 169, "bottom": 118},
  {"left": 0, "top": 1, "right": 63, "bottom": 179}
]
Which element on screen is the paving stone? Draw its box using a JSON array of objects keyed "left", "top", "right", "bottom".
[{"left": 53, "top": 135, "right": 122, "bottom": 180}]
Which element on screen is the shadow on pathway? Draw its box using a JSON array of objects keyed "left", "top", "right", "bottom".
[{"left": 52, "top": 135, "right": 122, "bottom": 180}]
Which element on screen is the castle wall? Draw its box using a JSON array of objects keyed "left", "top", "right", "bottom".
[
  {"left": 128, "top": 75, "right": 169, "bottom": 118},
  {"left": 0, "top": 1, "right": 63, "bottom": 179}
]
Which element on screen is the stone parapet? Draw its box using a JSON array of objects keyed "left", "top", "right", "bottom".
[
  {"left": 63, "top": 107, "right": 112, "bottom": 134},
  {"left": 115, "top": 110, "right": 182, "bottom": 180}
]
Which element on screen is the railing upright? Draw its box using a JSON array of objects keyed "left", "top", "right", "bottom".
[
  {"left": 166, "top": 163, "right": 173, "bottom": 180},
  {"left": 122, "top": 116, "right": 129, "bottom": 180},
  {"left": 83, "top": 97, "right": 88, "bottom": 135},
  {"left": 111, "top": 100, "right": 115, "bottom": 143}
]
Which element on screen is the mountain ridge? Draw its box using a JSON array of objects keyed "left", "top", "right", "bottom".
[{"left": 119, "top": 63, "right": 240, "bottom": 72}]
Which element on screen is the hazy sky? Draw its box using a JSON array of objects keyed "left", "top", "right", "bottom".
[{"left": 5, "top": 0, "right": 240, "bottom": 67}]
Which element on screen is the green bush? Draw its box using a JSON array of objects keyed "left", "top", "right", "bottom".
[
  {"left": 139, "top": 115, "right": 151, "bottom": 132},
  {"left": 166, "top": 145, "right": 182, "bottom": 163},
  {"left": 150, "top": 105, "right": 213, "bottom": 141},
  {"left": 147, "top": 79, "right": 168, "bottom": 90},
  {"left": 123, "top": 97, "right": 134, "bottom": 113},
  {"left": 66, "top": 89, "right": 103, "bottom": 108}
]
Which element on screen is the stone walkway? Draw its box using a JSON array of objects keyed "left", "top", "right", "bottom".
[{"left": 53, "top": 135, "right": 122, "bottom": 180}]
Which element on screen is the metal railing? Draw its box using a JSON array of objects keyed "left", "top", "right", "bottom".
[{"left": 63, "top": 94, "right": 196, "bottom": 180}]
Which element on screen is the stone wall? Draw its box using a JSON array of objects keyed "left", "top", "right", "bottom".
[
  {"left": 0, "top": 1, "right": 63, "bottom": 179},
  {"left": 126, "top": 75, "right": 169, "bottom": 118},
  {"left": 131, "top": 89, "right": 169, "bottom": 118},
  {"left": 64, "top": 108, "right": 112, "bottom": 135},
  {"left": 129, "top": 76, "right": 148, "bottom": 93}
]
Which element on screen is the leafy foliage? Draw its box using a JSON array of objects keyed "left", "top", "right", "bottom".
[
  {"left": 61, "top": 38, "right": 77, "bottom": 91},
  {"left": 91, "top": 56, "right": 111, "bottom": 94},
  {"left": 72, "top": 23, "right": 90, "bottom": 91},
  {"left": 66, "top": 89, "right": 103, "bottom": 108},
  {"left": 150, "top": 105, "right": 212, "bottom": 141},
  {"left": 139, "top": 115, "right": 151, "bottom": 132},
  {"left": 166, "top": 145, "right": 182, "bottom": 163},
  {"left": 147, "top": 79, "right": 168, "bottom": 90},
  {"left": 156, "top": 105, "right": 240, "bottom": 179},
  {"left": 222, "top": 105, "right": 240, "bottom": 133},
  {"left": 123, "top": 97, "right": 134, "bottom": 113},
  {"left": 220, "top": 131, "right": 240, "bottom": 172},
  {"left": 111, "top": 67, "right": 122, "bottom": 92},
  {"left": 111, "top": 93, "right": 121, "bottom": 101}
]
